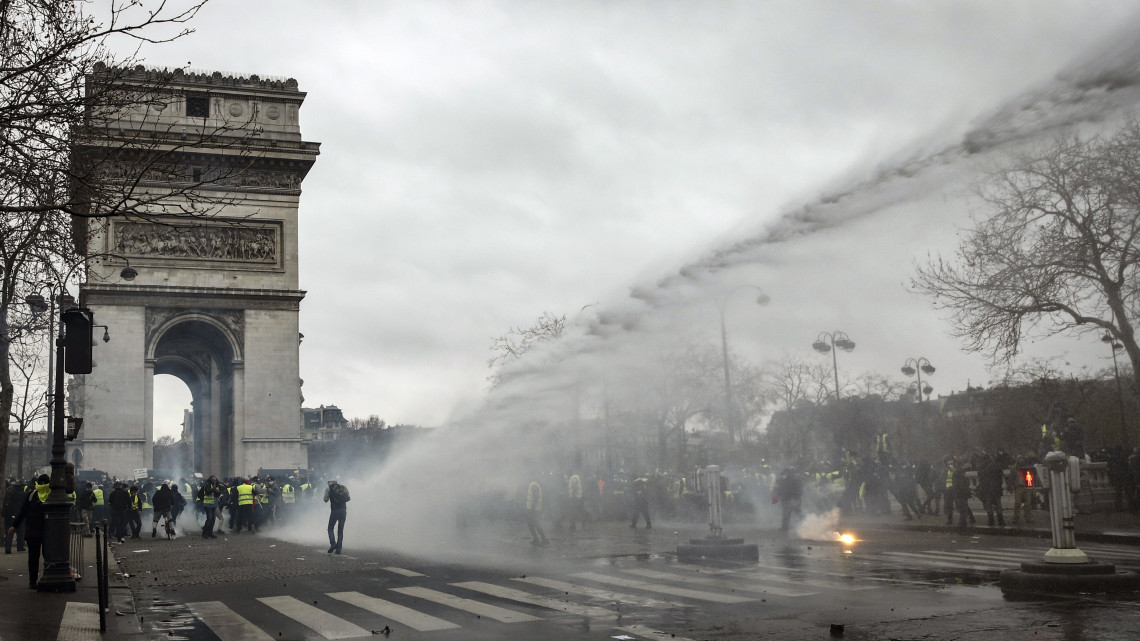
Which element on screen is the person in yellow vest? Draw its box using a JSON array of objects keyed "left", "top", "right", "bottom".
[
  {"left": 235, "top": 478, "right": 256, "bottom": 533},
  {"left": 128, "top": 485, "right": 143, "bottom": 538},
  {"left": 281, "top": 480, "right": 296, "bottom": 524},
  {"left": 566, "top": 473, "right": 586, "bottom": 531},
  {"left": 92, "top": 483, "right": 106, "bottom": 529},
  {"left": 196, "top": 476, "right": 225, "bottom": 538},
  {"left": 299, "top": 477, "right": 312, "bottom": 503}
]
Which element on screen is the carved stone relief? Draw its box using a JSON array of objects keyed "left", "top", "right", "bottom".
[
  {"left": 114, "top": 221, "right": 277, "bottom": 264},
  {"left": 98, "top": 161, "right": 301, "bottom": 191}
]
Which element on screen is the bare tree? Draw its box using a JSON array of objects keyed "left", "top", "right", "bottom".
[
  {"left": 487, "top": 311, "right": 566, "bottom": 388},
  {"left": 914, "top": 122, "right": 1140, "bottom": 404},
  {"left": 0, "top": 0, "right": 265, "bottom": 478}
]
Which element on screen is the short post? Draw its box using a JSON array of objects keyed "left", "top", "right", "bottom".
[
  {"left": 704, "top": 465, "right": 724, "bottom": 539},
  {"left": 1042, "top": 451, "right": 1088, "bottom": 564}
]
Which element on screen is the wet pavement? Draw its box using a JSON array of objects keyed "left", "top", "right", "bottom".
[{"left": 102, "top": 516, "right": 1140, "bottom": 641}]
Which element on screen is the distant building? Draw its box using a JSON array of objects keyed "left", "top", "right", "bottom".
[{"left": 302, "top": 405, "right": 347, "bottom": 441}]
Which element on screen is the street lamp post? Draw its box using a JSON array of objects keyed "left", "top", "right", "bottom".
[
  {"left": 717, "top": 286, "right": 770, "bottom": 444},
  {"left": 812, "top": 331, "right": 855, "bottom": 401},
  {"left": 23, "top": 290, "right": 76, "bottom": 479},
  {"left": 900, "top": 357, "right": 936, "bottom": 403},
  {"left": 1102, "top": 332, "right": 1128, "bottom": 444}
]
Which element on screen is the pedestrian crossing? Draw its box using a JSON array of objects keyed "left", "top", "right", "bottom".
[{"left": 124, "top": 544, "right": 1140, "bottom": 641}]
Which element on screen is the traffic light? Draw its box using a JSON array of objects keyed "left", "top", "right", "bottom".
[
  {"left": 65, "top": 417, "right": 83, "bottom": 441},
  {"left": 1019, "top": 467, "right": 1036, "bottom": 488},
  {"left": 61, "top": 307, "right": 94, "bottom": 374}
]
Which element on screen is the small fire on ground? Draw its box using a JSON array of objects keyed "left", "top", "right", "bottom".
[{"left": 834, "top": 532, "right": 857, "bottom": 545}]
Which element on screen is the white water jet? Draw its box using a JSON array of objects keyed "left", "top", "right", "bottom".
[{"left": 269, "top": 16, "right": 1140, "bottom": 562}]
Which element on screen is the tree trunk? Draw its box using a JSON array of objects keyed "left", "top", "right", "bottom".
[{"left": 0, "top": 335, "right": 12, "bottom": 480}]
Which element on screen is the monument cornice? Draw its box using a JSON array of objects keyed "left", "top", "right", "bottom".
[{"left": 80, "top": 284, "right": 306, "bottom": 311}]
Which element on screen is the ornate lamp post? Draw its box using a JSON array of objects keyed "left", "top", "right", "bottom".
[
  {"left": 1102, "top": 332, "right": 1128, "bottom": 444},
  {"left": 900, "top": 357, "right": 935, "bottom": 402},
  {"left": 718, "top": 286, "right": 770, "bottom": 444},
  {"left": 22, "top": 265, "right": 127, "bottom": 592},
  {"left": 812, "top": 331, "right": 855, "bottom": 401}
]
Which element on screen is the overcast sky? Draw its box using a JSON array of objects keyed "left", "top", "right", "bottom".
[{"left": 138, "top": 1, "right": 1140, "bottom": 439}]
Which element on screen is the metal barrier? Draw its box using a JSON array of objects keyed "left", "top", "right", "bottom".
[{"left": 68, "top": 520, "right": 86, "bottom": 581}]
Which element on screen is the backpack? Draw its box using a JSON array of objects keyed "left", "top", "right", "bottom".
[{"left": 331, "top": 484, "right": 350, "bottom": 503}]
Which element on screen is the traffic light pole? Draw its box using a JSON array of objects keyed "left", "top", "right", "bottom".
[{"left": 38, "top": 324, "right": 75, "bottom": 592}]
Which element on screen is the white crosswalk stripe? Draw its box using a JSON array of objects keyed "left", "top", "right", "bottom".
[
  {"left": 383, "top": 566, "right": 425, "bottom": 577},
  {"left": 512, "top": 575, "right": 688, "bottom": 609},
  {"left": 882, "top": 552, "right": 1009, "bottom": 570},
  {"left": 453, "top": 581, "right": 617, "bottom": 617},
  {"left": 188, "top": 601, "right": 275, "bottom": 641},
  {"left": 909, "top": 551, "right": 1022, "bottom": 567},
  {"left": 56, "top": 602, "right": 100, "bottom": 641},
  {"left": 573, "top": 571, "right": 754, "bottom": 603},
  {"left": 256, "top": 595, "right": 372, "bottom": 640},
  {"left": 621, "top": 568, "right": 819, "bottom": 597},
  {"left": 326, "top": 591, "right": 459, "bottom": 632},
  {"left": 617, "top": 624, "right": 699, "bottom": 641},
  {"left": 391, "top": 586, "right": 541, "bottom": 623}
]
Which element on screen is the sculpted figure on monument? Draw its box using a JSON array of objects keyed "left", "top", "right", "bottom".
[{"left": 114, "top": 222, "right": 277, "bottom": 263}]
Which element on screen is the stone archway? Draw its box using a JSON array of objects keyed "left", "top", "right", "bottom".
[{"left": 149, "top": 314, "right": 241, "bottom": 477}]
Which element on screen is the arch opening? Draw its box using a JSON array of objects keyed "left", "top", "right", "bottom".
[{"left": 152, "top": 319, "right": 238, "bottom": 477}]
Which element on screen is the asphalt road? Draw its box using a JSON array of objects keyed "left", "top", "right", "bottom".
[{"left": 110, "top": 520, "right": 1140, "bottom": 641}]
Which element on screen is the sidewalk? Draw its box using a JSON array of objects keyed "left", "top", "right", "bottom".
[{"left": 0, "top": 530, "right": 144, "bottom": 641}]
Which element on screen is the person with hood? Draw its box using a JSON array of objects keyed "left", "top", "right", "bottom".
[
  {"left": 108, "top": 481, "right": 131, "bottom": 543},
  {"left": 774, "top": 467, "right": 804, "bottom": 532},
  {"left": 8, "top": 474, "right": 51, "bottom": 588},
  {"left": 151, "top": 483, "right": 173, "bottom": 538},
  {"left": 323, "top": 479, "right": 350, "bottom": 554},
  {"left": 3, "top": 479, "right": 26, "bottom": 554}
]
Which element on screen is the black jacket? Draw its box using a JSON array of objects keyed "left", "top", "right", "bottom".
[
  {"left": 12, "top": 489, "right": 46, "bottom": 539},
  {"left": 3, "top": 483, "right": 26, "bottom": 518},
  {"left": 152, "top": 487, "right": 172, "bottom": 512},
  {"left": 109, "top": 488, "right": 132, "bottom": 512}
]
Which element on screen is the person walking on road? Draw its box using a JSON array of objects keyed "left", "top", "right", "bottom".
[
  {"left": 3, "top": 479, "right": 26, "bottom": 554},
  {"left": 324, "top": 479, "right": 350, "bottom": 554},
  {"left": 108, "top": 481, "right": 131, "bottom": 543},
  {"left": 525, "top": 478, "right": 549, "bottom": 546},
  {"left": 234, "top": 478, "right": 256, "bottom": 533},
  {"left": 8, "top": 474, "right": 50, "bottom": 588},
  {"left": 774, "top": 467, "right": 804, "bottom": 532},
  {"left": 128, "top": 485, "right": 143, "bottom": 538},
  {"left": 150, "top": 483, "right": 173, "bottom": 538},
  {"left": 197, "top": 476, "right": 225, "bottom": 538},
  {"left": 630, "top": 475, "right": 652, "bottom": 529}
]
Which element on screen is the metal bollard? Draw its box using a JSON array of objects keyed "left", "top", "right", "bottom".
[
  {"left": 1042, "top": 451, "right": 1089, "bottom": 564},
  {"left": 704, "top": 465, "right": 724, "bottom": 539}
]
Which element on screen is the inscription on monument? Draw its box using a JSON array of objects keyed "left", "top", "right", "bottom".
[{"left": 114, "top": 220, "right": 278, "bottom": 264}]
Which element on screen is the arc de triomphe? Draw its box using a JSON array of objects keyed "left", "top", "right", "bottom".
[{"left": 73, "top": 68, "right": 319, "bottom": 478}]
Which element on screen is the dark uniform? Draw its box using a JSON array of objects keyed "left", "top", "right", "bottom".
[
  {"left": 3, "top": 480, "right": 27, "bottom": 553},
  {"left": 9, "top": 475, "right": 50, "bottom": 588}
]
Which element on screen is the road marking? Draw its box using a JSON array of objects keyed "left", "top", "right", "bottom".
[
  {"left": 256, "top": 596, "right": 371, "bottom": 640},
  {"left": 939, "top": 550, "right": 1036, "bottom": 563},
  {"left": 57, "top": 602, "right": 100, "bottom": 641},
  {"left": 452, "top": 581, "right": 616, "bottom": 617},
  {"left": 621, "top": 568, "right": 818, "bottom": 597},
  {"left": 883, "top": 552, "right": 1007, "bottom": 570},
  {"left": 572, "top": 572, "right": 753, "bottom": 603},
  {"left": 391, "top": 586, "right": 541, "bottom": 623},
  {"left": 617, "top": 624, "right": 698, "bottom": 641},
  {"left": 187, "top": 601, "right": 274, "bottom": 641},
  {"left": 326, "top": 591, "right": 459, "bottom": 632},
  {"left": 384, "top": 567, "right": 425, "bottom": 577},
  {"left": 908, "top": 551, "right": 1019, "bottom": 568},
  {"left": 512, "top": 576, "right": 687, "bottom": 609}
]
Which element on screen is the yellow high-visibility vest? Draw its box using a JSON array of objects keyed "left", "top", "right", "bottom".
[
  {"left": 282, "top": 484, "right": 295, "bottom": 504},
  {"left": 93, "top": 488, "right": 105, "bottom": 505},
  {"left": 237, "top": 484, "right": 254, "bottom": 506}
]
